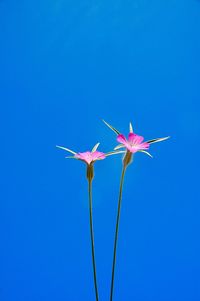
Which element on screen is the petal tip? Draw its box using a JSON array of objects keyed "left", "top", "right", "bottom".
[
  {"left": 92, "top": 142, "right": 100, "bottom": 152},
  {"left": 102, "top": 119, "right": 121, "bottom": 135},
  {"left": 129, "top": 122, "right": 133, "bottom": 133}
]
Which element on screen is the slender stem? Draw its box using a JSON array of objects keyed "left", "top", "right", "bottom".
[
  {"left": 110, "top": 164, "right": 127, "bottom": 301},
  {"left": 88, "top": 179, "right": 99, "bottom": 301}
]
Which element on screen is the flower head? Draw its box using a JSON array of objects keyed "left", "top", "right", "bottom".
[
  {"left": 75, "top": 151, "right": 106, "bottom": 165},
  {"left": 103, "top": 120, "right": 170, "bottom": 160},
  {"left": 117, "top": 133, "right": 149, "bottom": 154},
  {"left": 56, "top": 142, "right": 106, "bottom": 165},
  {"left": 56, "top": 142, "right": 125, "bottom": 165},
  {"left": 56, "top": 142, "right": 125, "bottom": 181}
]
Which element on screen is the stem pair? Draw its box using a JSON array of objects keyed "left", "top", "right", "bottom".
[{"left": 87, "top": 151, "right": 131, "bottom": 301}]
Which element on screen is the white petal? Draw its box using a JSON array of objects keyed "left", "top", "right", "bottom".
[
  {"left": 139, "top": 150, "right": 153, "bottom": 158},
  {"left": 102, "top": 119, "right": 121, "bottom": 135},
  {"left": 92, "top": 142, "right": 100, "bottom": 152},
  {"left": 56, "top": 145, "right": 77, "bottom": 155},
  {"left": 146, "top": 136, "right": 170, "bottom": 144},
  {"left": 114, "top": 144, "right": 126, "bottom": 150},
  {"left": 105, "top": 150, "right": 126, "bottom": 157},
  {"left": 129, "top": 122, "right": 133, "bottom": 133}
]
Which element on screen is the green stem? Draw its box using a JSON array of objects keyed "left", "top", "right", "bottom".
[
  {"left": 110, "top": 164, "right": 127, "bottom": 301},
  {"left": 88, "top": 179, "right": 99, "bottom": 301}
]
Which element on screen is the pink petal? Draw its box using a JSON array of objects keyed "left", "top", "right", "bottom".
[
  {"left": 132, "top": 135, "right": 144, "bottom": 145},
  {"left": 138, "top": 142, "right": 150, "bottom": 150},
  {"left": 126, "top": 142, "right": 149, "bottom": 153},
  {"left": 128, "top": 133, "right": 137, "bottom": 143},
  {"left": 75, "top": 152, "right": 92, "bottom": 164},
  {"left": 75, "top": 151, "right": 105, "bottom": 165},
  {"left": 91, "top": 151, "right": 106, "bottom": 161},
  {"left": 74, "top": 153, "right": 82, "bottom": 160},
  {"left": 117, "top": 134, "right": 127, "bottom": 145},
  {"left": 125, "top": 144, "right": 137, "bottom": 153}
]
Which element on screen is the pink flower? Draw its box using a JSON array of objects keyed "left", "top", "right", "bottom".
[
  {"left": 56, "top": 142, "right": 125, "bottom": 181},
  {"left": 117, "top": 133, "right": 149, "bottom": 154},
  {"left": 103, "top": 119, "right": 170, "bottom": 158},
  {"left": 75, "top": 151, "right": 106, "bottom": 165},
  {"left": 56, "top": 142, "right": 124, "bottom": 165}
]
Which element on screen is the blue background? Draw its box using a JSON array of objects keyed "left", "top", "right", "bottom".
[{"left": 0, "top": 0, "right": 200, "bottom": 300}]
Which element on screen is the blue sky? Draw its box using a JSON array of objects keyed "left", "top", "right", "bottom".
[{"left": 0, "top": 0, "right": 200, "bottom": 300}]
